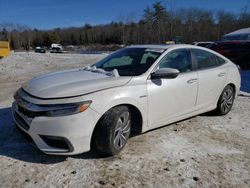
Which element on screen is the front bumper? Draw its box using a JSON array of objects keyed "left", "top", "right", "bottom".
[{"left": 12, "top": 102, "right": 101, "bottom": 155}]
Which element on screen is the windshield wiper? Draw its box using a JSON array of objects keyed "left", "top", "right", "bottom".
[{"left": 82, "top": 65, "right": 120, "bottom": 78}]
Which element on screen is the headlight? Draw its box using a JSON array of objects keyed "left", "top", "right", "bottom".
[
  {"left": 14, "top": 89, "right": 92, "bottom": 117},
  {"left": 46, "top": 101, "right": 92, "bottom": 117}
]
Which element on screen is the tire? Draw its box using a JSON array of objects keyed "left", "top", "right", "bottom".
[
  {"left": 215, "top": 85, "right": 235, "bottom": 115},
  {"left": 92, "top": 106, "right": 131, "bottom": 156}
]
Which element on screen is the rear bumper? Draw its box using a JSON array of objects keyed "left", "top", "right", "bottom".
[{"left": 12, "top": 102, "right": 101, "bottom": 155}]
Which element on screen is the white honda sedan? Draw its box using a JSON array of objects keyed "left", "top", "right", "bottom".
[{"left": 12, "top": 44, "right": 241, "bottom": 156}]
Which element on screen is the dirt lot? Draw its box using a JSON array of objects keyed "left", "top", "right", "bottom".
[{"left": 0, "top": 52, "right": 249, "bottom": 188}]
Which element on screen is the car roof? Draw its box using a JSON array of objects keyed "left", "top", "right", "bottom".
[
  {"left": 127, "top": 44, "right": 194, "bottom": 50},
  {"left": 224, "top": 27, "right": 250, "bottom": 36}
]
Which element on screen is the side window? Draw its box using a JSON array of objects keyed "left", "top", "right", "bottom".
[
  {"left": 192, "top": 49, "right": 218, "bottom": 70},
  {"left": 158, "top": 49, "right": 192, "bottom": 73}
]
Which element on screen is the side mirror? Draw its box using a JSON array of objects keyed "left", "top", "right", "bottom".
[{"left": 151, "top": 68, "right": 180, "bottom": 79}]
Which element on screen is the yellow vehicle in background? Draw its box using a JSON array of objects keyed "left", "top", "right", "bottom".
[
  {"left": 165, "top": 41, "right": 175, "bottom": 44},
  {"left": 0, "top": 41, "right": 10, "bottom": 58}
]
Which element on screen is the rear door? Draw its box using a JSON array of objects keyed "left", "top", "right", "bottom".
[{"left": 192, "top": 49, "right": 228, "bottom": 109}]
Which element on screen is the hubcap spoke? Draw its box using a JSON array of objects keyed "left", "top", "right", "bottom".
[
  {"left": 223, "top": 92, "right": 227, "bottom": 99},
  {"left": 227, "top": 95, "right": 233, "bottom": 101},
  {"left": 115, "top": 119, "right": 123, "bottom": 132},
  {"left": 225, "top": 102, "right": 229, "bottom": 109},
  {"left": 122, "top": 120, "right": 131, "bottom": 133},
  {"left": 122, "top": 112, "right": 129, "bottom": 125},
  {"left": 227, "top": 89, "right": 232, "bottom": 97},
  {"left": 114, "top": 134, "right": 120, "bottom": 148},
  {"left": 120, "top": 134, "right": 126, "bottom": 146},
  {"left": 118, "top": 136, "right": 122, "bottom": 147},
  {"left": 223, "top": 104, "right": 227, "bottom": 112}
]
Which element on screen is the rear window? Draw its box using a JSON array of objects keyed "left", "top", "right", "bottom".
[
  {"left": 192, "top": 49, "right": 225, "bottom": 70},
  {"left": 216, "top": 56, "right": 226, "bottom": 66}
]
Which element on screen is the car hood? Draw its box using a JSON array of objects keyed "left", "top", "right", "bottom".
[{"left": 22, "top": 69, "right": 131, "bottom": 99}]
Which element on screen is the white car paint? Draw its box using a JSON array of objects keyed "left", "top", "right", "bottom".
[
  {"left": 12, "top": 44, "right": 241, "bottom": 155},
  {"left": 22, "top": 68, "right": 131, "bottom": 98}
]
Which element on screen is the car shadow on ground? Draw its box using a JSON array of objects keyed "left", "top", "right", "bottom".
[
  {"left": 0, "top": 107, "right": 101, "bottom": 164},
  {"left": 0, "top": 106, "right": 222, "bottom": 164}
]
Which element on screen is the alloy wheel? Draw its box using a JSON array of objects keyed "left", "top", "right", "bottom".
[
  {"left": 113, "top": 111, "right": 131, "bottom": 150},
  {"left": 220, "top": 87, "right": 234, "bottom": 113}
]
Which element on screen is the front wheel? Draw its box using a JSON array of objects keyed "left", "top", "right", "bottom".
[
  {"left": 215, "top": 85, "right": 235, "bottom": 115},
  {"left": 92, "top": 106, "right": 131, "bottom": 156}
]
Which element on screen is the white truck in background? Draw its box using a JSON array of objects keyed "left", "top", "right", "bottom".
[{"left": 50, "top": 43, "right": 63, "bottom": 53}]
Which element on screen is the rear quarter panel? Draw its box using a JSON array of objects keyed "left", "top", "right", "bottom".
[{"left": 225, "top": 62, "right": 241, "bottom": 96}]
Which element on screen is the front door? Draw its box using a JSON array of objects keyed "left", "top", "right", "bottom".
[{"left": 147, "top": 48, "right": 198, "bottom": 129}]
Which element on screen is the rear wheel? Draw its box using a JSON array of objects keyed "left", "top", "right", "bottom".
[
  {"left": 215, "top": 85, "right": 235, "bottom": 115},
  {"left": 92, "top": 106, "right": 131, "bottom": 156}
]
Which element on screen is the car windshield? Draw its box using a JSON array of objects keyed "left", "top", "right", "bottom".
[{"left": 94, "top": 48, "right": 164, "bottom": 76}]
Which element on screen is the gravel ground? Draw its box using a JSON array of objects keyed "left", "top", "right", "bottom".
[{"left": 0, "top": 52, "right": 249, "bottom": 188}]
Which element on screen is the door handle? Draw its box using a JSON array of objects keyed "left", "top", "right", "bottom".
[
  {"left": 187, "top": 78, "right": 198, "bottom": 84},
  {"left": 218, "top": 72, "right": 226, "bottom": 77}
]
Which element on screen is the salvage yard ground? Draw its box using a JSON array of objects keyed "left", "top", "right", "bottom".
[{"left": 0, "top": 52, "right": 249, "bottom": 188}]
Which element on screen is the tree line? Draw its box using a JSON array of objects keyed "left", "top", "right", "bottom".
[{"left": 0, "top": 2, "right": 250, "bottom": 50}]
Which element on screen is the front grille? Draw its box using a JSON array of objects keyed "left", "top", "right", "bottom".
[
  {"left": 17, "top": 104, "right": 45, "bottom": 118},
  {"left": 14, "top": 90, "right": 46, "bottom": 118},
  {"left": 14, "top": 111, "right": 30, "bottom": 131}
]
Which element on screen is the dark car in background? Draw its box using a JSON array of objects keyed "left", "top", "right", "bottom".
[
  {"left": 211, "top": 28, "right": 250, "bottom": 69},
  {"left": 210, "top": 41, "right": 250, "bottom": 69},
  {"left": 35, "top": 46, "right": 46, "bottom": 53},
  {"left": 192, "top": 42, "right": 214, "bottom": 48}
]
